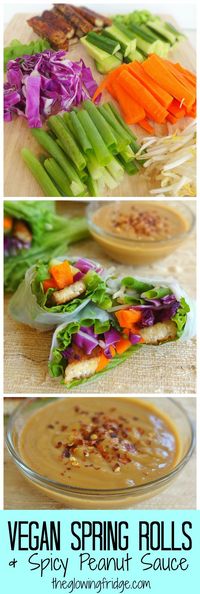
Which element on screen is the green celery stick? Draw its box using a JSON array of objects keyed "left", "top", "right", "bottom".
[
  {"left": 107, "top": 157, "right": 124, "bottom": 181},
  {"left": 65, "top": 111, "right": 93, "bottom": 155},
  {"left": 103, "top": 169, "right": 119, "bottom": 190},
  {"left": 44, "top": 158, "right": 74, "bottom": 197},
  {"left": 120, "top": 145, "right": 136, "bottom": 163},
  {"left": 21, "top": 148, "right": 61, "bottom": 197},
  {"left": 103, "top": 104, "right": 132, "bottom": 143},
  {"left": 83, "top": 101, "right": 117, "bottom": 152},
  {"left": 118, "top": 155, "right": 139, "bottom": 175},
  {"left": 107, "top": 102, "right": 137, "bottom": 142},
  {"left": 31, "top": 129, "right": 85, "bottom": 195},
  {"left": 76, "top": 109, "right": 113, "bottom": 166},
  {"left": 87, "top": 175, "right": 99, "bottom": 197},
  {"left": 87, "top": 153, "right": 104, "bottom": 180},
  {"left": 48, "top": 115, "right": 86, "bottom": 171},
  {"left": 98, "top": 106, "right": 128, "bottom": 152}
]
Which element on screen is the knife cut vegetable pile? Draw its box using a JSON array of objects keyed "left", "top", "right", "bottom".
[{"left": 4, "top": 4, "right": 196, "bottom": 196}]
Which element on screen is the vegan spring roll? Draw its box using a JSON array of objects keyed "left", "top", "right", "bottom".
[
  {"left": 4, "top": 201, "right": 89, "bottom": 292},
  {"left": 9, "top": 256, "right": 113, "bottom": 330},
  {"left": 49, "top": 275, "right": 195, "bottom": 388},
  {"left": 49, "top": 303, "right": 142, "bottom": 388},
  {"left": 106, "top": 275, "right": 195, "bottom": 342}
]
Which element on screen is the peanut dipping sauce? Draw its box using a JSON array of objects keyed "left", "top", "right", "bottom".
[
  {"left": 90, "top": 202, "right": 190, "bottom": 265},
  {"left": 93, "top": 202, "right": 188, "bottom": 241},
  {"left": 19, "top": 398, "right": 180, "bottom": 490}
]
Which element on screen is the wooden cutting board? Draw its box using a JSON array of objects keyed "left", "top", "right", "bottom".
[{"left": 4, "top": 13, "right": 196, "bottom": 198}]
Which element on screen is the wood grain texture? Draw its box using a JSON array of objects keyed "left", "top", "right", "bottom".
[
  {"left": 4, "top": 14, "right": 196, "bottom": 198},
  {"left": 4, "top": 201, "right": 196, "bottom": 395},
  {"left": 4, "top": 397, "right": 196, "bottom": 510}
]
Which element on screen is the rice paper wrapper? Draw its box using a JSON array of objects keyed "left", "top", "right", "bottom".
[
  {"left": 107, "top": 274, "right": 196, "bottom": 341},
  {"left": 9, "top": 256, "right": 108, "bottom": 331}
]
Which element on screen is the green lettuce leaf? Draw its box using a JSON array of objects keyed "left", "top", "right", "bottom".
[
  {"left": 121, "top": 276, "right": 154, "bottom": 293},
  {"left": 4, "top": 201, "right": 89, "bottom": 292},
  {"left": 172, "top": 297, "right": 190, "bottom": 338}
]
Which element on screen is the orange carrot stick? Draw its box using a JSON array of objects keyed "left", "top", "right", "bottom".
[
  {"left": 164, "top": 60, "right": 196, "bottom": 99},
  {"left": 172, "top": 62, "right": 196, "bottom": 85},
  {"left": 168, "top": 98, "right": 186, "bottom": 119},
  {"left": 92, "top": 64, "right": 125, "bottom": 102},
  {"left": 143, "top": 55, "right": 194, "bottom": 110},
  {"left": 127, "top": 61, "right": 173, "bottom": 109},
  {"left": 118, "top": 70, "right": 168, "bottom": 124},
  {"left": 92, "top": 78, "right": 108, "bottom": 102},
  {"left": 167, "top": 114, "right": 179, "bottom": 125},
  {"left": 138, "top": 118, "right": 154, "bottom": 134},
  {"left": 111, "top": 80, "right": 146, "bottom": 124}
]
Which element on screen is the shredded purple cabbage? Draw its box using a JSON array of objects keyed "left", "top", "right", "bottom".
[
  {"left": 4, "top": 234, "right": 31, "bottom": 256},
  {"left": 80, "top": 326, "right": 98, "bottom": 338},
  {"left": 103, "top": 346, "right": 113, "bottom": 359},
  {"left": 156, "top": 301, "right": 180, "bottom": 322},
  {"left": 75, "top": 258, "right": 99, "bottom": 274},
  {"left": 129, "top": 334, "right": 142, "bottom": 345},
  {"left": 62, "top": 347, "right": 74, "bottom": 359},
  {"left": 161, "top": 294, "right": 177, "bottom": 304},
  {"left": 140, "top": 308, "right": 155, "bottom": 327},
  {"left": 4, "top": 50, "right": 100, "bottom": 127},
  {"left": 130, "top": 295, "right": 180, "bottom": 326},
  {"left": 73, "top": 271, "right": 84, "bottom": 282},
  {"left": 73, "top": 330, "right": 99, "bottom": 355},
  {"left": 104, "top": 328, "right": 121, "bottom": 347}
]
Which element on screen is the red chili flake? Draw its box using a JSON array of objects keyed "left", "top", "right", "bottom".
[
  {"left": 74, "top": 406, "right": 80, "bottom": 413},
  {"left": 60, "top": 425, "right": 68, "bottom": 431},
  {"left": 55, "top": 441, "right": 62, "bottom": 449},
  {"left": 122, "top": 430, "right": 129, "bottom": 438},
  {"left": 47, "top": 424, "right": 54, "bottom": 429},
  {"left": 137, "top": 427, "right": 145, "bottom": 435},
  {"left": 91, "top": 416, "right": 99, "bottom": 423}
]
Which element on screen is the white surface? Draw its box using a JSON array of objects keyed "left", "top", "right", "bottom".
[{"left": 4, "top": 1, "right": 196, "bottom": 30}]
